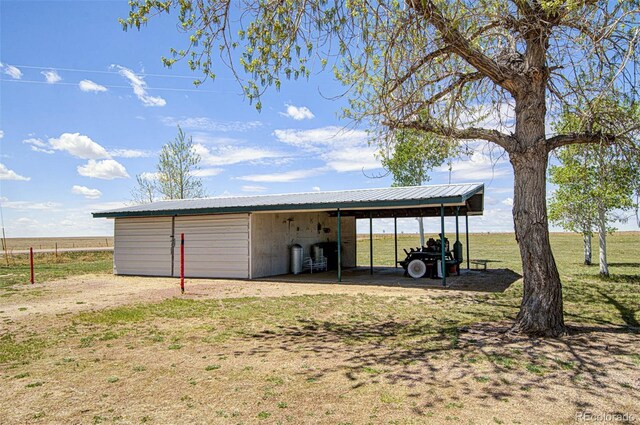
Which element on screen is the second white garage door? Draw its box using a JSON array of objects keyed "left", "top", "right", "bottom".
[{"left": 173, "top": 214, "right": 250, "bottom": 279}]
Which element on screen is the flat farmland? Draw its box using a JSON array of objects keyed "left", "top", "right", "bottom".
[{"left": 2, "top": 237, "right": 113, "bottom": 251}]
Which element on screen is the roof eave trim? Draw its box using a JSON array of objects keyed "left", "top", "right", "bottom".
[{"left": 92, "top": 195, "right": 471, "bottom": 218}]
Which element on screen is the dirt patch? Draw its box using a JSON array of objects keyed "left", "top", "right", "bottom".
[{"left": 0, "top": 273, "right": 462, "bottom": 322}]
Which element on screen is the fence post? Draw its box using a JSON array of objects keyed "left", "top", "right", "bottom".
[
  {"left": 180, "top": 233, "right": 185, "bottom": 294},
  {"left": 30, "top": 247, "right": 34, "bottom": 284}
]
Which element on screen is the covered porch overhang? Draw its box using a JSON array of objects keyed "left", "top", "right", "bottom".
[{"left": 326, "top": 190, "right": 484, "bottom": 286}]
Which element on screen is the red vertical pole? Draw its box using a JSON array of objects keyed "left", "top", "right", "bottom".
[
  {"left": 30, "top": 247, "right": 34, "bottom": 284},
  {"left": 180, "top": 233, "right": 185, "bottom": 294}
]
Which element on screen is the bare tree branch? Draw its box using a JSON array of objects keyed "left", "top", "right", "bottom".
[
  {"left": 546, "top": 132, "right": 615, "bottom": 152},
  {"left": 385, "top": 119, "right": 515, "bottom": 150}
]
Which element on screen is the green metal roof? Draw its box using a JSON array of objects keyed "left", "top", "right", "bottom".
[{"left": 92, "top": 183, "right": 484, "bottom": 219}]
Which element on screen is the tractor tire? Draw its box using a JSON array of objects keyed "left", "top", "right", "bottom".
[{"left": 407, "top": 259, "right": 427, "bottom": 279}]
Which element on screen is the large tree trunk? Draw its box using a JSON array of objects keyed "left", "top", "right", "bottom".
[
  {"left": 583, "top": 232, "right": 592, "bottom": 265},
  {"left": 597, "top": 205, "right": 609, "bottom": 276},
  {"left": 509, "top": 149, "right": 565, "bottom": 336}
]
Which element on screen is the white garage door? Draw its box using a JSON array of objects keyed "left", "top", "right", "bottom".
[
  {"left": 173, "top": 214, "right": 250, "bottom": 278},
  {"left": 114, "top": 217, "right": 172, "bottom": 276}
]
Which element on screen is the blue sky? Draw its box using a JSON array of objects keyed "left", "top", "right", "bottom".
[{"left": 1, "top": 1, "right": 635, "bottom": 238}]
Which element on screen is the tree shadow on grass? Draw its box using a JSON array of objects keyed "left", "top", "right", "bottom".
[
  {"left": 574, "top": 273, "right": 640, "bottom": 284},
  {"left": 596, "top": 292, "right": 640, "bottom": 329},
  {"left": 607, "top": 263, "right": 640, "bottom": 268},
  {"left": 233, "top": 316, "right": 639, "bottom": 417}
]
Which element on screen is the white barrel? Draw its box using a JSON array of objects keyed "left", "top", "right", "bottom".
[
  {"left": 313, "top": 245, "right": 323, "bottom": 260},
  {"left": 291, "top": 244, "right": 303, "bottom": 274}
]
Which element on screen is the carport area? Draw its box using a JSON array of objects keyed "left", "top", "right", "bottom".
[{"left": 328, "top": 183, "right": 485, "bottom": 286}]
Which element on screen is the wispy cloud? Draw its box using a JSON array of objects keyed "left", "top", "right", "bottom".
[
  {"left": 1, "top": 62, "right": 22, "bottom": 79},
  {"left": 191, "top": 133, "right": 245, "bottom": 145},
  {"left": 49, "top": 133, "right": 110, "bottom": 159},
  {"left": 108, "top": 149, "right": 152, "bottom": 158},
  {"left": 77, "top": 159, "right": 129, "bottom": 180},
  {"left": 111, "top": 65, "right": 166, "bottom": 107},
  {"left": 41, "top": 69, "right": 62, "bottom": 84},
  {"left": 241, "top": 185, "right": 267, "bottom": 192},
  {"left": 79, "top": 79, "right": 107, "bottom": 93},
  {"left": 237, "top": 168, "right": 323, "bottom": 183},
  {"left": 273, "top": 126, "right": 380, "bottom": 172},
  {"left": 273, "top": 126, "right": 368, "bottom": 149},
  {"left": 280, "top": 104, "right": 315, "bottom": 120},
  {"left": 322, "top": 146, "right": 381, "bottom": 172},
  {"left": 71, "top": 185, "right": 102, "bottom": 199},
  {"left": 193, "top": 144, "right": 283, "bottom": 166},
  {"left": 162, "top": 116, "right": 262, "bottom": 132},
  {"left": 0, "top": 163, "right": 30, "bottom": 181},
  {"left": 192, "top": 168, "right": 223, "bottom": 177},
  {"left": 0, "top": 197, "right": 60, "bottom": 210},
  {"left": 23, "top": 138, "right": 54, "bottom": 154},
  {"left": 438, "top": 151, "right": 511, "bottom": 181}
]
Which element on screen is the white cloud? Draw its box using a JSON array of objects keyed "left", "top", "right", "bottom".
[
  {"left": 439, "top": 151, "right": 511, "bottom": 181},
  {"left": 139, "top": 171, "right": 160, "bottom": 181},
  {"left": 191, "top": 168, "right": 223, "bottom": 177},
  {"left": 281, "top": 104, "right": 315, "bottom": 120},
  {"left": 16, "top": 217, "right": 39, "bottom": 226},
  {"left": 241, "top": 185, "right": 267, "bottom": 192},
  {"left": 0, "top": 163, "right": 30, "bottom": 181},
  {"left": 108, "top": 149, "right": 152, "bottom": 158},
  {"left": 273, "top": 126, "right": 380, "bottom": 172},
  {"left": 193, "top": 144, "right": 283, "bottom": 166},
  {"left": 322, "top": 145, "right": 381, "bottom": 172},
  {"left": 23, "top": 138, "right": 55, "bottom": 154},
  {"left": 49, "top": 133, "right": 110, "bottom": 159},
  {"left": 79, "top": 79, "right": 107, "bottom": 93},
  {"left": 111, "top": 65, "right": 166, "bottom": 107},
  {"left": 41, "top": 69, "right": 62, "bottom": 84},
  {"left": 162, "top": 117, "right": 262, "bottom": 132},
  {"left": 1, "top": 63, "right": 22, "bottom": 79},
  {"left": 77, "top": 159, "right": 129, "bottom": 180},
  {"left": 273, "top": 126, "right": 368, "bottom": 149},
  {"left": 312, "top": 186, "right": 321, "bottom": 191},
  {"left": 237, "top": 168, "right": 323, "bottom": 183},
  {"left": 191, "top": 133, "right": 244, "bottom": 145},
  {"left": 0, "top": 130, "right": 4, "bottom": 139},
  {"left": 88, "top": 201, "right": 129, "bottom": 212},
  {"left": 501, "top": 197, "right": 514, "bottom": 207},
  {"left": 72, "top": 185, "right": 102, "bottom": 199},
  {"left": 0, "top": 198, "right": 60, "bottom": 210}
]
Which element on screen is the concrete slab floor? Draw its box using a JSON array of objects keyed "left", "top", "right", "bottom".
[{"left": 258, "top": 267, "right": 521, "bottom": 293}]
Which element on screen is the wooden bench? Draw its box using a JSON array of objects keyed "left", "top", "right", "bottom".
[{"left": 470, "top": 259, "right": 488, "bottom": 271}]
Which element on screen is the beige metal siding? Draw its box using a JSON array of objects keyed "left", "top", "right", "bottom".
[
  {"left": 173, "top": 214, "right": 249, "bottom": 278},
  {"left": 114, "top": 217, "right": 172, "bottom": 276}
]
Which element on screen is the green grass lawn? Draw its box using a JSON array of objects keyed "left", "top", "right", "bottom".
[{"left": 356, "top": 231, "right": 639, "bottom": 328}]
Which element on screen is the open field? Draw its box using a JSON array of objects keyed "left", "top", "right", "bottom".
[
  {"left": 2, "top": 237, "right": 113, "bottom": 251},
  {"left": 0, "top": 232, "right": 638, "bottom": 424}
]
